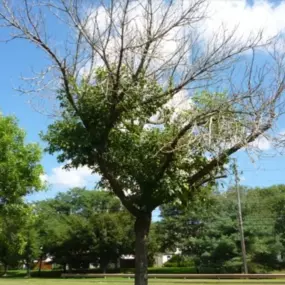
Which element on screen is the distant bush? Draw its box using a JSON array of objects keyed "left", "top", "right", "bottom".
[
  {"left": 164, "top": 255, "right": 195, "bottom": 268},
  {"left": 31, "top": 270, "right": 62, "bottom": 278},
  {"left": 120, "top": 267, "right": 197, "bottom": 274},
  {"left": 2, "top": 263, "right": 280, "bottom": 278},
  {"left": 247, "top": 262, "right": 271, "bottom": 274}
]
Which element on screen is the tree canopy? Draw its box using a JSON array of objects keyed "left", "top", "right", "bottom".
[
  {"left": 156, "top": 185, "right": 285, "bottom": 273},
  {"left": 1, "top": 1, "right": 285, "bottom": 284},
  {"left": 0, "top": 114, "right": 43, "bottom": 276},
  {"left": 0, "top": 115, "right": 43, "bottom": 207},
  {"left": 35, "top": 188, "right": 135, "bottom": 272}
]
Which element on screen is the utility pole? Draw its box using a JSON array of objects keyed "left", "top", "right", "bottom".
[{"left": 233, "top": 162, "right": 248, "bottom": 274}]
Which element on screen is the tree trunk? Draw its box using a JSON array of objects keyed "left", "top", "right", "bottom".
[
  {"left": 134, "top": 213, "right": 151, "bottom": 285},
  {"left": 38, "top": 256, "right": 43, "bottom": 276},
  {"left": 68, "top": 264, "right": 72, "bottom": 273},
  {"left": 3, "top": 264, "right": 8, "bottom": 276},
  {"left": 26, "top": 263, "right": 31, "bottom": 278},
  {"left": 115, "top": 257, "right": 120, "bottom": 271},
  {"left": 100, "top": 257, "right": 108, "bottom": 274}
]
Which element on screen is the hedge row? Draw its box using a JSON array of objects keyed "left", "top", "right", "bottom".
[{"left": 1, "top": 264, "right": 277, "bottom": 278}]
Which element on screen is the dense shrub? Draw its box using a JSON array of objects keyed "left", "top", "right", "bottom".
[
  {"left": 149, "top": 267, "right": 196, "bottom": 274},
  {"left": 164, "top": 255, "right": 195, "bottom": 268},
  {"left": 120, "top": 267, "right": 196, "bottom": 274}
]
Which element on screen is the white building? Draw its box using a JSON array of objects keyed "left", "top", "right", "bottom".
[{"left": 154, "top": 248, "right": 182, "bottom": 267}]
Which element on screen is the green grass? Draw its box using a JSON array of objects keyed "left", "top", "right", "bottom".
[{"left": 0, "top": 279, "right": 285, "bottom": 285}]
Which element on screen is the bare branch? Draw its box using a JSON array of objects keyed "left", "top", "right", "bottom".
[
  {"left": 0, "top": 0, "right": 285, "bottom": 216},
  {"left": 188, "top": 119, "right": 274, "bottom": 187}
]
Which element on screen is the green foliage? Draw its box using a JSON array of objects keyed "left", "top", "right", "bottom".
[
  {"left": 157, "top": 185, "right": 285, "bottom": 273},
  {"left": 21, "top": 224, "right": 41, "bottom": 276},
  {"left": 147, "top": 224, "right": 161, "bottom": 267},
  {"left": 41, "top": 67, "right": 241, "bottom": 216},
  {"left": 35, "top": 188, "right": 135, "bottom": 271},
  {"left": 0, "top": 115, "right": 43, "bottom": 207},
  {"left": 39, "top": 66, "right": 252, "bottom": 285},
  {"left": 0, "top": 115, "right": 43, "bottom": 273},
  {"left": 0, "top": 204, "right": 41, "bottom": 272},
  {"left": 163, "top": 255, "right": 194, "bottom": 268},
  {"left": 147, "top": 267, "right": 196, "bottom": 274},
  {"left": 0, "top": 213, "right": 22, "bottom": 269}
]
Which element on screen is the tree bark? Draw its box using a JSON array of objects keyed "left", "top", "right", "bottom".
[
  {"left": 68, "top": 263, "right": 72, "bottom": 273},
  {"left": 3, "top": 264, "right": 8, "bottom": 276},
  {"left": 115, "top": 257, "right": 120, "bottom": 271},
  {"left": 100, "top": 258, "right": 108, "bottom": 274},
  {"left": 26, "top": 263, "right": 31, "bottom": 278},
  {"left": 134, "top": 213, "right": 151, "bottom": 285},
  {"left": 38, "top": 256, "right": 43, "bottom": 276}
]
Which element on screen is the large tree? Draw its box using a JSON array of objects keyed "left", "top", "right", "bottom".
[
  {"left": 0, "top": 1, "right": 285, "bottom": 284},
  {"left": 35, "top": 188, "right": 134, "bottom": 271},
  {"left": 0, "top": 115, "right": 43, "bottom": 207},
  {"left": 0, "top": 114, "right": 43, "bottom": 274}
]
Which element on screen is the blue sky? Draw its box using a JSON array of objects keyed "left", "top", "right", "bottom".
[
  {"left": 0, "top": 19, "right": 100, "bottom": 200},
  {"left": 0, "top": 0, "right": 285, "bottom": 205}
]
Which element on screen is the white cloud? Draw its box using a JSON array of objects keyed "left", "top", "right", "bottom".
[
  {"left": 81, "top": 0, "right": 285, "bottom": 80},
  {"left": 166, "top": 90, "right": 194, "bottom": 122},
  {"left": 166, "top": 90, "right": 193, "bottom": 112},
  {"left": 83, "top": 0, "right": 206, "bottom": 74},
  {"left": 204, "top": 0, "right": 285, "bottom": 46},
  {"left": 249, "top": 135, "right": 271, "bottom": 150},
  {"left": 144, "top": 90, "right": 193, "bottom": 128},
  {"left": 81, "top": 0, "right": 285, "bottom": 135},
  {"left": 88, "top": 0, "right": 285, "bottom": 60},
  {"left": 45, "top": 165, "right": 100, "bottom": 188}
]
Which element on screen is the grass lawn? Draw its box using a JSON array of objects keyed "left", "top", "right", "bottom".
[{"left": 1, "top": 279, "right": 285, "bottom": 285}]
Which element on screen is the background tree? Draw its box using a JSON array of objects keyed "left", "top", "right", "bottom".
[
  {"left": 157, "top": 185, "right": 285, "bottom": 273},
  {"left": 0, "top": 207, "right": 24, "bottom": 275},
  {"left": 0, "top": 204, "right": 42, "bottom": 276},
  {"left": 90, "top": 212, "right": 133, "bottom": 272},
  {"left": 1, "top": 1, "right": 285, "bottom": 284},
  {"left": 0, "top": 114, "right": 43, "bottom": 276},
  {"left": 20, "top": 208, "right": 42, "bottom": 278},
  {"left": 35, "top": 199, "right": 70, "bottom": 272},
  {"left": 0, "top": 115, "right": 43, "bottom": 208},
  {"left": 35, "top": 188, "right": 134, "bottom": 272}
]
